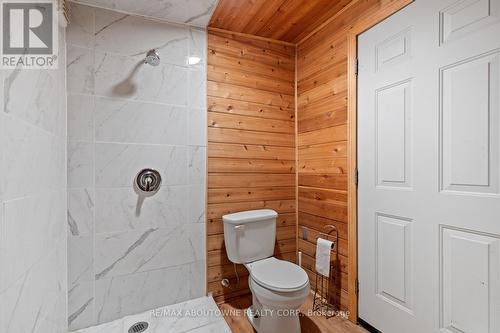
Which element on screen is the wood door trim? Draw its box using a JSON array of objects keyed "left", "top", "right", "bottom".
[
  {"left": 295, "top": 41, "right": 300, "bottom": 265},
  {"left": 346, "top": 0, "right": 414, "bottom": 323}
]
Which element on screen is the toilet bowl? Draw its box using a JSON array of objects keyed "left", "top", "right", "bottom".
[
  {"left": 246, "top": 257, "right": 309, "bottom": 333},
  {"left": 222, "top": 209, "right": 310, "bottom": 333}
]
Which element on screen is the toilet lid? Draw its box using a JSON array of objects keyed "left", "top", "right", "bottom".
[{"left": 248, "top": 257, "right": 309, "bottom": 292}]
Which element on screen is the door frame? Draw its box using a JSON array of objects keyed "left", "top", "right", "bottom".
[{"left": 346, "top": 0, "right": 414, "bottom": 323}]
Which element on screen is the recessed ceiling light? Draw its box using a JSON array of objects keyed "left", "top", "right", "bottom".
[{"left": 188, "top": 56, "right": 201, "bottom": 65}]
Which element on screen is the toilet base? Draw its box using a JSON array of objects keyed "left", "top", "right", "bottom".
[
  {"left": 246, "top": 295, "right": 302, "bottom": 333},
  {"left": 246, "top": 306, "right": 260, "bottom": 331}
]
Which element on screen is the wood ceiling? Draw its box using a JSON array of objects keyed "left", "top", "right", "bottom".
[{"left": 209, "top": 0, "right": 354, "bottom": 43}]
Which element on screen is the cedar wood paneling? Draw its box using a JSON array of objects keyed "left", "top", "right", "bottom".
[
  {"left": 207, "top": 0, "right": 411, "bottom": 312},
  {"left": 207, "top": 29, "right": 296, "bottom": 302},
  {"left": 297, "top": 0, "right": 406, "bottom": 310}
]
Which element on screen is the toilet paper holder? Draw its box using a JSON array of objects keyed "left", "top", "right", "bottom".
[
  {"left": 301, "top": 225, "right": 338, "bottom": 251},
  {"left": 315, "top": 225, "right": 338, "bottom": 251},
  {"left": 312, "top": 224, "right": 339, "bottom": 318}
]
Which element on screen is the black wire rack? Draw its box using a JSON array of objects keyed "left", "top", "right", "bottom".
[{"left": 312, "top": 225, "right": 339, "bottom": 319}]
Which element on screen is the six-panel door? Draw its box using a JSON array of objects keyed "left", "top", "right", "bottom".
[{"left": 358, "top": 1, "right": 500, "bottom": 332}]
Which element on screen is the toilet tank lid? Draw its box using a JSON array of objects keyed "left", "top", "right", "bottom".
[{"left": 223, "top": 209, "right": 278, "bottom": 225}]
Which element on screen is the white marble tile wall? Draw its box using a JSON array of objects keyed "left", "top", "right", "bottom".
[
  {"left": 72, "top": 0, "right": 218, "bottom": 27},
  {"left": 0, "top": 17, "right": 68, "bottom": 333},
  {"left": 66, "top": 3, "right": 207, "bottom": 330}
]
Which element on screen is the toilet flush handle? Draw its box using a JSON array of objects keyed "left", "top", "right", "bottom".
[{"left": 234, "top": 225, "right": 245, "bottom": 234}]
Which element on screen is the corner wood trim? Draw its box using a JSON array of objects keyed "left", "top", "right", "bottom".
[{"left": 346, "top": 0, "right": 414, "bottom": 324}]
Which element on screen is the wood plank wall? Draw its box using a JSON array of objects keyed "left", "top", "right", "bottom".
[
  {"left": 296, "top": 0, "right": 400, "bottom": 310},
  {"left": 207, "top": 29, "right": 297, "bottom": 302}
]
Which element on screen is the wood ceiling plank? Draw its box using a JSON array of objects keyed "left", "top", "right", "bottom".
[
  {"left": 255, "top": 0, "right": 306, "bottom": 39},
  {"left": 208, "top": 0, "right": 241, "bottom": 30},
  {"left": 283, "top": 0, "right": 353, "bottom": 42},
  {"left": 209, "top": 0, "right": 359, "bottom": 43},
  {"left": 240, "top": 0, "right": 288, "bottom": 35},
  {"left": 225, "top": 0, "right": 271, "bottom": 32}
]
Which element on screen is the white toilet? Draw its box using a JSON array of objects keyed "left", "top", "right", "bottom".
[{"left": 223, "top": 209, "right": 310, "bottom": 333}]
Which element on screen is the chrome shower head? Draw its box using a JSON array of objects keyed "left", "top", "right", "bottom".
[{"left": 144, "top": 49, "right": 160, "bottom": 66}]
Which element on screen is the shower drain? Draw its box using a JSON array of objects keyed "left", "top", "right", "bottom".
[{"left": 128, "top": 321, "right": 149, "bottom": 333}]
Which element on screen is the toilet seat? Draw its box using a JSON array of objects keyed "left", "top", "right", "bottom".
[{"left": 245, "top": 257, "right": 309, "bottom": 292}]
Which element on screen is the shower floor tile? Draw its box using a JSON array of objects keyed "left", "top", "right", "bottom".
[{"left": 71, "top": 296, "right": 232, "bottom": 333}]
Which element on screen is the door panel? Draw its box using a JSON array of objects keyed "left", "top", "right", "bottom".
[
  {"left": 440, "top": 50, "right": 500, "bottom": 194},
  {"left": 375, "top": 213, "right": 413, "bottom": 313},
  {"left": 375, "top": 79, "right": 412, "bottom": 188},
  {"left": 441, "top": 227, "right": 500, "bottom": 333},
  {"left": 439, "top": 0, "right": 500, "bottom": 45},
  {"left": 375, "top": 27, "right": 412, "bottom": 71},
  {"left": 358, "top": 1, "right": 500, "bottom": 332}
]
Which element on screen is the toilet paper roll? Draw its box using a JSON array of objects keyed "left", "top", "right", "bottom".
[{"left": 315, "top": 238, "right": 333, "bottom": 277}]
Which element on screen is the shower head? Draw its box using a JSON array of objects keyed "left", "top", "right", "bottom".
[{"left": 144, "top": 49, "right": 160, "bottom": 66}]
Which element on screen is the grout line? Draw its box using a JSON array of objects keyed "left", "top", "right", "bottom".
[
  {"left": 67, "top": 91, "right": 192, "bottom": 109},
  {"left": 69, "top": 139, "right": 204, "bottom": 147},
  {"left": 67, "top": 42, "right": 194, "bottom": 70},
  {"left": 63, "top": 22, "right": 70, "bottom": 330},
  {"left": 90, "top": 6, "right": 97, "bottom": 325}
]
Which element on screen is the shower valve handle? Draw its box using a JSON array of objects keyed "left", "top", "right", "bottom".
[
  {"left": 136, "top": 169, "right": 162, "bottom": 193},
  {"left": 144, "top": 176, "right": 152, "bottom": 191}
]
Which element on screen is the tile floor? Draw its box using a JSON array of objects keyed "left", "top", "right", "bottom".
[{"left": 71, "top": 296, "right": 231, "bottom": 333}]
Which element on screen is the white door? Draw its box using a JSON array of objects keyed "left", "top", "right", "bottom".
[{"left": 358, "top": 1, "right": 500, "bottom": 332}]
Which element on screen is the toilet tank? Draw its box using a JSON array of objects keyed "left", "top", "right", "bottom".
[{"left": 223, "top": 209, "right": 277, "bottom": 264}]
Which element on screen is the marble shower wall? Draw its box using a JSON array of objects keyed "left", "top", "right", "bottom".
[
  {"left": 73, "top": 0, "right": 218, "bottom": 27},
  {"left": 66, "top": 3, "right": 207, "bottom": 330},
  {"left": 0, "top": 18, "right": 68, "bottom": 333}
]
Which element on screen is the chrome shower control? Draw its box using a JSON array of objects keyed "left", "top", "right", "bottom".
[{"left": 136, "top": 169, "right": 161, "bottom": 193}]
